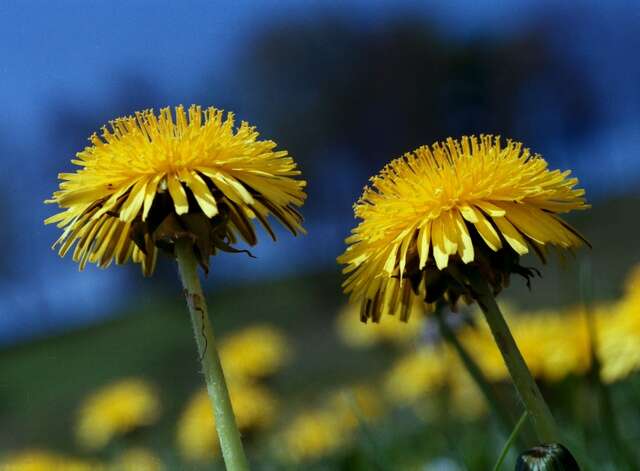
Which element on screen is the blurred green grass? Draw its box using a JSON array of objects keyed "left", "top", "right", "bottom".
[{"left": 1, "top": 195, "right": 639, "bottom": 469}]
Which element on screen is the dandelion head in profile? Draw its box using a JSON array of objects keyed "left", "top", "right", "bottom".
[
  {"left": 45, "top": 105, "right": 307, "bottom": 275},
  {"left": 338, "top": 135, "right": 589, "bottom": 322}
]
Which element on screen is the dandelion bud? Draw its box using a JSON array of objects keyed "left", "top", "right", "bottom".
[{"left": 516, "top": 443, "right": 580, "bottom": 471}]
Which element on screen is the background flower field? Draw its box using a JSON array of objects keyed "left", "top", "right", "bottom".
[{"left": 1, "top": 1, "right": 640, "bottom": 470}]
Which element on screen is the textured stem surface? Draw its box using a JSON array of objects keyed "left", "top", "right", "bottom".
[
  {"left": 175, "top": 238, "right": 249, "bottom": 471},
  {"left": 468, "top": 272, "right": 559, "bottom": 444}
]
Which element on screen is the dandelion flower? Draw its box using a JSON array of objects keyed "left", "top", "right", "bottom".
[
  {"left": 458, "top": 306, "right": 594, "bottom": 383},
  {"left": 0, "top": 450, "right": 104, "bottom": 471},
  {"left": 383, "top": 347, "right": 447, "bottom": 405},
  {"left": 279, "top": 410, "right": 344, "bottom": 463},
  {"left": 110, "top": 448, "right": 164, "bottom": 471},
  {"left": 326, "top": 384, "right": 384, "bottom": 429},
  {"left": 338, "top": 135, "right": 588, "bottom": 322},
  {"left": 75, "top": 378, "right": 161, "bottom": 450},
  {"left": 219, "top": 324, "right": 290, "bottom": 380},
  {"left": 599, "top": 264, "right": 640, "bottom": 382},
  {"left": 335, "top": 301, "right": 426, "bottom": 349},
  {"left": 46, "top": 105, "right": 306, "bottom": 275},
  {"left": 177, "top": 382, "right": 277, "bottom": 462},
  {"left": 278, "top": 385, "right": 383, "bottom": 464}
]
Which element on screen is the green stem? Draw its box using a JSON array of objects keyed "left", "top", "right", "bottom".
[
  {"left": 467, "top": 271, "right": 560, "bottom": 444},
  {"left": 492, "top": 411, "right": 529, "bottom": 471},
  {"left": 175, "top": 238, "right": 250, "bottom": 471},
  {"left": 434, "top": 305, "right": 516, "bottom": 441}
]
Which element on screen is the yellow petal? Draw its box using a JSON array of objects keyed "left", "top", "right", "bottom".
[
  {"left": 475, "top": 201, "right": 506, "bottom": 217},
  {"left": 431, "top": 218, "right": 449, "bottom": 270},
  {"left": 180, "top": 169, "right": 219, "bottom": 218},
  {"left": 417, "top": 221, "right": 431, "bottom": 269},
  {"left": 470, "top": 206, "right": 502, "bottom": 251},
  {"left": 493, "top": 216, "right": 528, "bottom": 255},
  {"left": 453, "top": 210, "right": 474, "bottom": 263},
  {"left": 167, "top": 174, "right": 189, "bottom": 215},
  {"left": 142, "top": 173, "right": 163, "bottom": 220},
  {"left": 119, "top": 178, "right": 148, "bottom": 222}
]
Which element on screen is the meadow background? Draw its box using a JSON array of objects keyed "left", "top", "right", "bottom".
[{"left": 1, "top": 1, "right": 639, "bottom": 470}]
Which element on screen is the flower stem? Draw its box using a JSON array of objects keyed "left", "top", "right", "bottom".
[
  {"left": 467, "top": 270, "right": 560, "bottom": 444},
  {"left": 492, "top": 411, "right": 528, "bottom": 471},
  {"left": 434, "top": 305, "right": 517, "bottom": 441},
  {"left": 175, "top": 238, "right": 250, "bottom": 471}
]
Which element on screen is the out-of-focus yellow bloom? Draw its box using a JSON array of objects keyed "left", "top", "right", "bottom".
[
  {"left": 384, "top": 347, "right": 447, "bottom": 405},
  {"left": 335, "top": 302, "right": 426, "bottom": 348},
  {"left": 458, "top": 305, "right": 594, "bottom": 383},
  {"left": 75, "top": 378, "right": 161, "bottom": 450},
  {"left": 599, "top": 265, "right": 640, "bottom": 382},
  {"left": 600, "top": 303, "right": 640, "bottom": 383},
  {"left": 447, "top": 368, "right": 487, "bottom": 420},
  {"left": 338, "top": 135, "right": 588, "bottom": 322},
  {"left": 46, "top": 105, "right": 306, "bottom": 276},
  {"left": 219, "top": 324, "right": 290, "bottom": 380},
  {"left": 279, "top": 410, "right": 344, "bottom": 463},
  {"left": 326, "top": 385, "right": 384, "bottom": 429},
  {"left": 0, "top": 450, "right": 104, "bottom": 471},
  {"left": 110, "top": 448, "right": 164, "bottom": 471},
  {"left": 177, "top": 382, "right": 277, "bottom": 462},
  {"left": 278, "top": 384, "right": 382, "bottom": 464}
]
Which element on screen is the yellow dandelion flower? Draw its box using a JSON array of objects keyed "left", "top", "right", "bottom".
[
  {"left": 383, "top": 347, "right": 447, "bottom": 405},
  {"left": 448, "top": 368, "right": 487, "bottom": 420},
  {"left": 338, "top": 135, "right": 588, "bottom": 322},
  {"left": 75, "top": 378, "right": 161, "bottom": 450},
  {"left": 277, "top": 385, "right": 383, "bottom": 464},
  {"left": 46, "top": 105, "right": 306, "bottom": 275},
  {"left": 326, "top": 384, "right": 384, "bottom": 430},
  {"left": 110, "top": 448, "right": 164, "bottom": 471},
  {"left": 335, "top": 301, "right": 426, "bottom": 348},
  {"left": 459, "top": 306, "right": 594, "bottom": 382},
  {"left": 0, "top": 450, "right": 104, "bottom": 471},
  {"left": 279, "top": 410, "right": 345, "bottom": 463},
  {"left": 599, "top": 266, "right": 640, "bottom": 382},
  {"left": 177, "top": 382, "right": 277, "bottom": 462},
  {"left": 219, "top": 324, "right": 290, "bottom": 380}
]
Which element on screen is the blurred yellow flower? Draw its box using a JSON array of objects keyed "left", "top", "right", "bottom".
[
  {"left": 384, "top": 347, "right": 447, "bottom": 405},
  {"left": 459, "top": 306, "right": 594, "bottom": 383},
  {"left": 75, "top": 378, "right": 161, "bottom": 450},
  {"left": 110, "top": 448, "right": 164, "bottom": 471},
  {"left": 279, "top": 410, "right": 344, "bottom": 463},
  {"left": 447, "top": 368, "right": 487, "bottom": 420},
  {"left": 335, "top": 302, "right": 426, "bottom": 348},
  {"left": 599, "top": 265, "right": 640, "bottom": 382},
  {"left": 278, "top": 384, "right": 382, "bottom": 463},
  {"left": 46, "top": 105, "right": 306, "bottom": 276},
  {"left": 219, "top": 324, "right": 290, "bottom": 380},
  {"left": 177, "top": 382, "right": 277, "bottom": 462},
  {"left": 327, "top": 384, "right": 384, "bottom": 429},
  {"left": 338, "top": 135, "right": 588, "bottom": 322},
  {"left": 0, "top": 450, "right": 103, "bottom": 471}
]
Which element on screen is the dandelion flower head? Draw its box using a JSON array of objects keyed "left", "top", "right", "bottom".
[
  {"left": 75, "top": 378, "right": 161, "bottom": 450},
  {"left": 46, "top": 105, "right": 306, "bottom": 275},
  {"left": 338, "top": 135, "right": 588, "bottom": 322}
]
